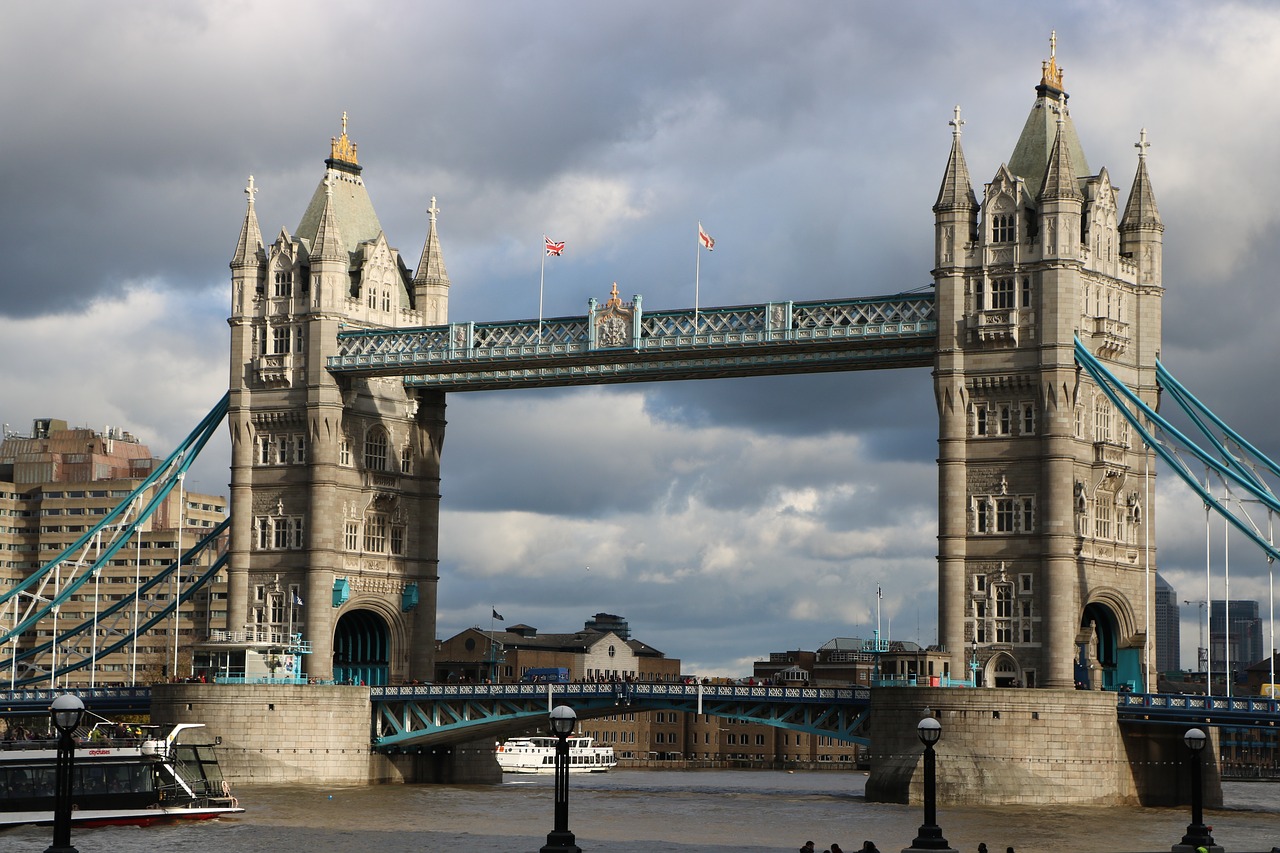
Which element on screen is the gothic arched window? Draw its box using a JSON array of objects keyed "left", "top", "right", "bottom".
[{"left": 364, "top": 426, "right": 389, "bottom": 472}]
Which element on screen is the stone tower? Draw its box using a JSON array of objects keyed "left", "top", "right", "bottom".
[
  {"left": 226, "top": 117, "right": 449, "bottom": 684},
  {"left": 933, "top": 38, "right": 1163, "bottom": 690}
]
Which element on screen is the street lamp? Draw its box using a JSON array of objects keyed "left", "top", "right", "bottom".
[
  {"left": 1175, "top": 728, "right": 1218, "bottom": 852},
  {"left": 539, "top": 704, "right": 581, "bottom": 853},
  {"left": 46, "top": 693, "right": 85, "bottom": 853},
  {"left": 906, "top": 715, "right": 956, "bottom": 852}
]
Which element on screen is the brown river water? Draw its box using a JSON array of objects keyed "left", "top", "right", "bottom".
[{"left": 4, "top": 770, "right": 1277, "bottom": 853}]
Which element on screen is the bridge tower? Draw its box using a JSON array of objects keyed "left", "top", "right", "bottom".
[
  {"left": 226, "top": 118, "right": 449, "bottom": 683},
  {"left": 933, "top": 39, "right": 1163, "bottom": 690}
]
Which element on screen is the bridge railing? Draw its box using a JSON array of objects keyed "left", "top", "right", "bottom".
[
  {"left": 330, "top": 293, "right": 937, "bottom": 371},
  {"left": 372, "top": 682, "right": 869, "bottom": 704}
]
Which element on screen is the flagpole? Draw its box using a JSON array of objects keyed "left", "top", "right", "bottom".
[
  {"left": 488, "top": 606, "right": 495, "bottom": 683},
  {"left": 694, "top": 223, "right": 701, "bottom": 334},
  {"left": 538, "top": 239, "right": 546, "bottom": 344}
]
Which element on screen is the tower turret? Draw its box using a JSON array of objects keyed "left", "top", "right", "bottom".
[
  {"left": 1120, "top": 128, "right": 1163, "bottom": 289},
  {"left": 413, "top": 197, "right": 450, "bottom": 325}
]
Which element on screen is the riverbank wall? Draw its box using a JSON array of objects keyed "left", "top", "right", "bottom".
[
  {"left": 864, "top": 687, "right": 1222, "bottom": 807},
  {"left": 150, "top": 683, "right": 500, "bottom": 786}
]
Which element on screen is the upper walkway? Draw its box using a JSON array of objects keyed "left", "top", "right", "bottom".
[{"left": 326, "top": 292, "right": 936, "bottom": 390}]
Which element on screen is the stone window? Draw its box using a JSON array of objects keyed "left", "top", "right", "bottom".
[
  {"left": 344, "top": 521, "right": 359, "bottom": 551},
  {"left": 1021, "top": 276, "right": 1032, "bottom": 308},
  {"left": 273, "top": 270, "right": 293, "bottom": 298},
  {"left": 363, "top": 513, "right": 387, "bottom": 552},
  {"left": 991, "top": 212, "right": 1015, "bottom": 243},
  {"left": 272, "top": 325, "right": 292, "bottom": 355},
  {"left": 999, "top": 405, "right": 1012, "bottom": 435},
  {"left": 1022, "top": 403, "right": 1035, "bottom": 436},
  {"left": 364, "top": 427, "right": 389, "bottom": 472},
  {"left": 339, "top": 437, "right": 352, "bottom": 466},
  {"left": 975, "top": 405, "right": 989, "bottom": 436},
  {"left": 991, "top": 277, "right": 1015, "bottom": 310},
  {"left": 1094, "top": 492, "right": 1114, "bottom": 539}
]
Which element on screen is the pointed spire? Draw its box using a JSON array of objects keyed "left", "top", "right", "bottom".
[
  {"left": 312, "top": 171, "right": 347, "bottom": 262},
  {"left": 1038, "top": 109, "right": 1082, "bottom": 201},
  {"left": 1121, "top": 128, "right": 1163, "bottom": 232},
  {"left": 413, "top": 196, "right": 451, "bottom": 285},
  {"left": 934, "top": 105, "right": 978, "bottom": 213},
  {"left": 231, "top": 174, "right": 264, "bottom": 266}
]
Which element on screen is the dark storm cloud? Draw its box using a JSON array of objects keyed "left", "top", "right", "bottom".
[{"left": 6, "top": 1, "right": 1280, "bottom": 672}]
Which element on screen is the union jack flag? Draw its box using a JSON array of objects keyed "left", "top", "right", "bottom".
[
  {"left": 698, "top": 223, "right": 715, "bottom": 251},
  {"left": 545, "top": 236, "right": 565, "bottom": 257}
]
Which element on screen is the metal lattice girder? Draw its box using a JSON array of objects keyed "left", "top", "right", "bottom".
[
  {"left": 1116, "top": 692, "right": 1280, "bottom": 730},
  {"left": 370, "top": 683, "right": 871, "bottom": 751},
  {"left": 328, "top": 293, "right": 937, "bottom": 389},
  {"left": 0, "top": 686, "right": 152, "bottom": 717}
]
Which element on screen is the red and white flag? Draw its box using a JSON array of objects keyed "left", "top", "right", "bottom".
[
  {"left": 698, "top": 222, "right": 715, "bottom": 251},
  {"left": 545, "top": 236, "right": 565, "bottom": 257}
]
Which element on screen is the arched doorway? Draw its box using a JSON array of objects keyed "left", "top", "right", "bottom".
[
  {"left": 1077, "top": 603, "right": 1119, "bottom": 690},
  {"left": 333, "top": 609, "right": 390, "bottom": 686},
  {"left": 990, "top": 652, "right": 1022, "bottom": 688}
]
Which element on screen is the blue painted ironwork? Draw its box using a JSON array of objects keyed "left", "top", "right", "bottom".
[
  {"left": 370, "top": 682, "right": 872, "bottom": 750},
  {"left": 1117, "top": 692, "right": 1280, "bottom": 728},
  {"left": 0, "top": 395, "right": 230, "bottom": 685},
  {"left": 328, "top": 293, "right": 937, "bottom": 390},
  {"left": 0, "top": 686, "right": 152, "bottom": 717},
  {"left": 1075, "top": 339, "right": 1280, "bottom": 563}
]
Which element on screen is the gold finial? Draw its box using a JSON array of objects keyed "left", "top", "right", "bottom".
[
  {"left": 605, "top": 282, "right": 623, "bottom": 308},
  {"left": 1040, "top": 30, "right": 1065, "bottom": 91},
  {"left": 330, "top": 111, "right": 359, "bottom": 165}
]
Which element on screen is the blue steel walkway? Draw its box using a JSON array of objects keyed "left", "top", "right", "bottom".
[
  {"left": 327, "top": 292, "right": 936, "bottom": 390},
  {"left": 370, "top": 682, "right": 871, "bottom": 752}
]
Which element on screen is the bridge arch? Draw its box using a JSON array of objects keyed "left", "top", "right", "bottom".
[{"left": 333, "top": 602, "right": 401, "bottom": 686}]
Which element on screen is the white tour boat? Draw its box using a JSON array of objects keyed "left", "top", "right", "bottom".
[
  {"left": 495, "top": 735, "right": 616, "bottom": 774},
  {"left": 0, "top": 721, "right": 244, "bottom": 828}
]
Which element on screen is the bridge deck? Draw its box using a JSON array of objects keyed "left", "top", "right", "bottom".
[{"left": 327, "top": 293, "right": 937, "bottom": 389}]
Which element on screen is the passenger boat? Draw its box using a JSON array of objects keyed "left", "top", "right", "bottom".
[
  {"left": 0, "top": 721, "right": 244, "bottom": 828},
  {"left": 495, "top": 735, "right": 616, "bottom": 773}
]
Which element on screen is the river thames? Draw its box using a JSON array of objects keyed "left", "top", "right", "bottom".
[{"left": 4, "top": 770, "right": 1277, "bottom": 853}]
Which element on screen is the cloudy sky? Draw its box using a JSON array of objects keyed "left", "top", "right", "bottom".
[{"left": 4, "top": 1, "right": 1280, "bottom": 677}]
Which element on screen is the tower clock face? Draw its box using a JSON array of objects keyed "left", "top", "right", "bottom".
[{"left": 599, "top": 316, "right": 627, "bottom": 347}]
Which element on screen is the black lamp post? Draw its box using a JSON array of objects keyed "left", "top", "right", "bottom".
[
  {"left": 46, "top": 693, "right": 85, "bottom": 853},
  {"left": 540, "top": 704, "right": 581, "bottom": 853},
  {"left": 906, "top": 715, "right": 956, "bottom": 852},
  {"left": 1176, "top": 727, "right": 1217, "bottom": 851}
]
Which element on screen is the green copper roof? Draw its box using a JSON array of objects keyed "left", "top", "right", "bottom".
[
  {"left": 1007, "top": 88, "right": 1091, "bottom": 200},
  {"left": 296, "top": 167, "right": 385, "bottom": 261}
]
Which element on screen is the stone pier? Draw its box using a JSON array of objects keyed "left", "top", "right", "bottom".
[
  {"left": 150, "top": 683, "right": 500, "bottom": 785},
  {"left": 864, "top": 687, "right": 1221, "bottom": 807}
]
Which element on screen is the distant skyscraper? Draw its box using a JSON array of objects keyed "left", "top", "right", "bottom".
[
  {"left": 1154, "top": 574, "right": 1180, "bottom": 673},
  {"left": 1210, "top": 599, "right": 1264, "bottom": 674}
]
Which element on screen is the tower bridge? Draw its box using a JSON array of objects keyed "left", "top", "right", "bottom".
[
  {"left": 15, "top": 38, "right": 1277, "bottom": 804},
  {"left": 220, "top": 37, "right": 1163, "bottom": 698}
]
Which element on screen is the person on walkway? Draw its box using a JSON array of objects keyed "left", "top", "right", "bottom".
[
  {"left": 978, "top": 844, "right": 988, "bottom": 853},
  {"left": 831, "top": 844, "right": 844, "bottom": 853},
  {"left": 860, "top": 842, "right": 880, "bottom": 853},
  {"left": 800, "top": 841, "right": 815, "bottom": 853}
]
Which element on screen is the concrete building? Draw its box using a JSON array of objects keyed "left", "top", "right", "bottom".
[
  {"left": 1153, "top": 572, "right": 1180, "bottom": 673},
  {"left": 932, "top": 36, "right": 1162, "bottom": 690},
  {"left": 0, "top": 419, "right": 228, "bottom": 686},
  {"left": 226, "top": 117, "right": 450, "bottom": 684}
]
